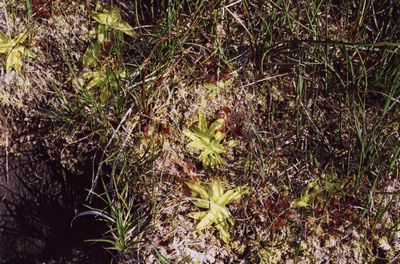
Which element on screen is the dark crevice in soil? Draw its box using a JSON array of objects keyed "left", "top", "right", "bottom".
[{"left": 0, "top": 147, "right": 111, "bottom": 264}]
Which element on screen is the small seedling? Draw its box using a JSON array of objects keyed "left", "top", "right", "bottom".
[
  {"left": 77, "top": 4, "right": 132, "bottom": 102},
  {"left": 291, "top": 170, "right": 342, "bottom": 208},
  {"left": 82, "top": 4, "right": 134, "bottom": 68},
  {"left": 186, "top": 177, "right": 249, "bottom": 243},
  {"left": 183, "top": 110, "right": 236, "bottom": 168},
  {"left": 0, "top": 30, "right": 36, "bottom": 74},
  {"left": 91, "top": 6, "right": 135, "bottom": 37}
]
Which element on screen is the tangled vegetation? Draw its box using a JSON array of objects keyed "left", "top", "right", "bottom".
[{"left": 1, "top": 0, "right": 400, "bottom": 263}]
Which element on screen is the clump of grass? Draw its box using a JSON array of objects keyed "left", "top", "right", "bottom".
[{"left": 73, "top": 176, "right": 149, "bottom": 252}]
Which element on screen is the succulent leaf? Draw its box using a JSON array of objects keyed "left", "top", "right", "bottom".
[
  {"left": 184, "top": 111, "right": 233, "bottom": 168},
  {"left": 0, "top": 30, "right": 35, "bottom": 73},
  {"left": 91, "top": 8, "right": 134, "bottom": 37},
  {"left": 187, "top": 178, "right": 249, "bottom": 244}
]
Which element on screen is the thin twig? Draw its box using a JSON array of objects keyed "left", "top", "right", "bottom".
[
  {"left": 224, "top": 6, "right": 254, "bottom": 43},
  {"left": 239, "top": 73, "right": 290, "bottom": 89},
  {"left": 222, "top": 0, "right": 243, "bottom": 9},
  {"left": 86, "top": 106, "right": 133, "bottom": 201},
  {"left": 5, "top": 130, "right": 9, "bottom": 183},
  {"left": 389, "top": 253, "right": 400, "bottom": 264}
]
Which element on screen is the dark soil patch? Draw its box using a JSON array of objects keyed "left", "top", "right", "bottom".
[{"left": 0, "top": 149, "right": 111, "bottom": 263}]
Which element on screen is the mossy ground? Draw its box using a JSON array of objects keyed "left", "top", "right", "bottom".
[{"left": 1, "top": 1, "right": 400, "bottom": 263}]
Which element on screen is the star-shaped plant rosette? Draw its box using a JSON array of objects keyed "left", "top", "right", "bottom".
[
  {"left": 0, "top": 30, "right": 36, "bottom": 74},
  {"left": 183, "top": 110, "right": 236, "bottom": 169},
  {"left": 186, "top": 178, "right": 249, "bottom": 243}
]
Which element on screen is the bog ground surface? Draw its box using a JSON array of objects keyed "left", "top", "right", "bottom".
[{"left": 1, "top": 1, "right": 400, "bottom": 263}]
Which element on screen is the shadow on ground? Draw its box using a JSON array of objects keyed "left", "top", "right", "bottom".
[{"left": 0, "top": 149, "right": 111, "bottom": 264}]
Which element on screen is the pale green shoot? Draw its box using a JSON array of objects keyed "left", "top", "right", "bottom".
[
  {"left": 183, "top": 110, "right": 236, "bottom": 168},
  {"left": 0, "top": 30, "right": 36, "bottom": 74},
  {"left": 187, "top": 178, "right": 249, "bottom": 244},
  {"left": 291, "top": 170, "right": 342, "bottom": 208},
  {"left": 91, "top": 7, "right": 134, "bottom": 37}
]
